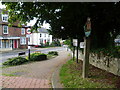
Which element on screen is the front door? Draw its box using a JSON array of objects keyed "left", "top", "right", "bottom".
[{"left": 14, "top": 40, "right": 17, "bottom": 48}]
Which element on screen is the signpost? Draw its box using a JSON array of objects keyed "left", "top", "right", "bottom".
[
  {"left": 28, "top": 45, "right": 31, "bottom": 60},
  {"left": 73, "top": 46, "right": 75, "bottom": 61},
  {"left": 73, "top": 39, "right": 79, "bottom": 63},
  {"left": 82, "top": 17, "right": 91, "bottom": 78},
  {"left": 73, "top": 39, "right": 78, "bottom": 47},
  {"left": 80, "top": 42, "right": 85, "bottom": 48}
]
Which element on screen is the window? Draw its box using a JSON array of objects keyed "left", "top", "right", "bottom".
[
  {"left": 2, "top": 14, "right": 8, "bottom": 22},
  {"left": 2, "top": 39, "right": 9, "bottom": 48},
  {"left": 44, "top": 34, "right": 46, "bottom": 37},
  {"left": 20, "top": 37, "right": 26, "bottom": 45},
  {"left": 28, "top": 37, "right": 30, "bottom": 42},
  {"left": 40, "top": 34, "right": 42, "bottom": 37},
  {"left": 40, "top": 39, "right": 43, "bottom": 43},
  {"left": 3, "top": 25, "right": 8, "bottom": 34},
  {"left": 21, "top": 28, "right": 25, "bottom": 35}
]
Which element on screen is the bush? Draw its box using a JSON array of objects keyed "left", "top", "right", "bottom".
[
  {"left": 3, "top": 56, "right": 28, "bottom": 66},
  {"left": 48, "top": 51, "right": 58, "bottom": 56},
  {"left": 29, "top": 53, "right": 47, "bottom": 61}
]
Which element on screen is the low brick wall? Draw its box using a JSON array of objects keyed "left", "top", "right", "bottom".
[{"left": 74, "top": 50, "right": 120, "bottom": 76}]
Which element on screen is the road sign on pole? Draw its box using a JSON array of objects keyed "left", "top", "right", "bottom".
[
  {"left": 73, "top": 39, "right": 78, "bottom": 46},
  {"left": 80, "top": 42, "right": 85, "bottom": 48}
]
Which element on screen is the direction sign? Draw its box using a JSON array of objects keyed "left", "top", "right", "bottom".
[{"left": 80, "top": 42, "right": 85, "bottom": 48}]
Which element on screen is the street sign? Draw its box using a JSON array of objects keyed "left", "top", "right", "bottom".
[
  {"left": 28, "top": 46, "right": 31, "bottom": 49},
  {"left": 73, "top": 39, "right": 78, "bottom": 46},
  {"left": 84, "top": 17, "right": 91, "bottom": 37},
  {"left": 26, "top": 34, "right": 30, "bottom": 38},
  {"left": 80, "top": 42, "right": 85, "bottom": 48}
]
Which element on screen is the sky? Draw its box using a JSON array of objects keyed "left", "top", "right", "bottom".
[
  {"left": 0, "top": 2, "right": 50, "bottom": 29},
  {"left": 0, "top": 2, "right": 6, "bottom": 9}
]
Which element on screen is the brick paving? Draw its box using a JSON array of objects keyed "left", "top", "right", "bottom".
[
  {"left": 1, "top": 49, "right": 71, "bottom": 88},
  {"left": 1, "top": 76, "right": 50, "bottom": 88}
]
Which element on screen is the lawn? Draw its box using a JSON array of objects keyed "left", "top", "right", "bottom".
[{"left": 60, "top": 59, "right": 120, "bottom": 88}]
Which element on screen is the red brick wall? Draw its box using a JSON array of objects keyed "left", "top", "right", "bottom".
[
  {"left": 2, "top": 25, "right": 26, "bottom": 37},
  {"left": 0, "top": 25, "right": 2, "bottom": 35}
]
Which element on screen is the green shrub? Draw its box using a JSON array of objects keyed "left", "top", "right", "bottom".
[
  {"left": 3, "top": 56, "right": 28, "bottom": 66},
  {"left": 48, "top": 51, "right": 58, "bottom": 56},
  {"left": 29, "top": 53, "right": 47, "bottom": 61}
]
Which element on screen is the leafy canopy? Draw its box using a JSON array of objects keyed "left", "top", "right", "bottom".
[{"left": 2, "top": 2, "right": 120, "bottom": 48}]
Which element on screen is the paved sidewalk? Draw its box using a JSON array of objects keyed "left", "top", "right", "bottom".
[
  {"left": 1, "top": 76, "right": 50, "bottom": 88},
  {"left": 1, "top": 50, "right": 71, "bottom": 88}
]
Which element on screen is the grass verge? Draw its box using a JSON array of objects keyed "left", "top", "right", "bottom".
[
  {"left": 60, "top": 59, "right": 120, "bottom": 88},
  {"left": 2, "top": 73, "right": 17, "bottom": 76}
]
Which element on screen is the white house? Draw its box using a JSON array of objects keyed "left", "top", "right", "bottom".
[{"left": 28, "top": 27, "right": 52, "bottom": 46}]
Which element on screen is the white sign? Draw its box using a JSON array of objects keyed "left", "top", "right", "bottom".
[
  {"left": 28, "top": 46, "right": 31, "bottom": 49},
  {"left": 26, "top": 34, "right": 30, "bottom": 38},
  {"left": 73, "top": 39, "right": 78, "bottom": 46},
  {"left": 80, "top": 42, "right": 85, "bottom": 48}
]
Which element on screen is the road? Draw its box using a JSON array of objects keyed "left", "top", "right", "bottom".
[{"left": 0, "top": 47, "right": 67, "bottom": 64}]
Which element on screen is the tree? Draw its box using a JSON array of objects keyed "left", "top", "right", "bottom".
[{"left": 2, "top": 2, "right": 120, "bottom": 49}]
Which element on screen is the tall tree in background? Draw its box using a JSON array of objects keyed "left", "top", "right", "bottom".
[{"left": 3, "top": 2, "right": 120, "bottom": 49}]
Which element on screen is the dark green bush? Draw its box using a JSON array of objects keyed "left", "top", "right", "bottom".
[
  {"left": 3, "top": 56, "right": 28, "bottom": 66},
  {"left": 48, "top": 51, "right": 58, "bottom": 56},
  {"left": 30, "top": 53, "right": 47, "bottom": 61}
]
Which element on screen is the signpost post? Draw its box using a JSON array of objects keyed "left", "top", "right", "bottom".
[
  {"left": 73, "top": 46, "right": 75, "bottom": 61},
  {"left": 73, "top": 39, "right": 79, "bottom": 63},
  {"left": 82, "top": 17, "right": 91, "bottom": 78},
  {"left": 28, "top": 45, "right": 31, "bottom": 60}
]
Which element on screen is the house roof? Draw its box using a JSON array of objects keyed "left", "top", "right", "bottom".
[{"left": 38, "top": 27, "right": 49, "bottom": 33}]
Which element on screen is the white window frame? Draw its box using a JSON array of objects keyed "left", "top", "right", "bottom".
[
  {"left": 2, "top": 14, "right": 8, "bottom": 22},
  {"left": 3, "top": 25, "right": 8, "bottom": 34},
  {"left": 20, "top": 37, "right": 26, "bottom": 45},
  {"left": 21, "top": 28, "right": 25, "bottom": 35}
]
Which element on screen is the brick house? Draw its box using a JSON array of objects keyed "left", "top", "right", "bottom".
[{"left": 0, "top": 9, "right": 28, "bottom": 51}]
